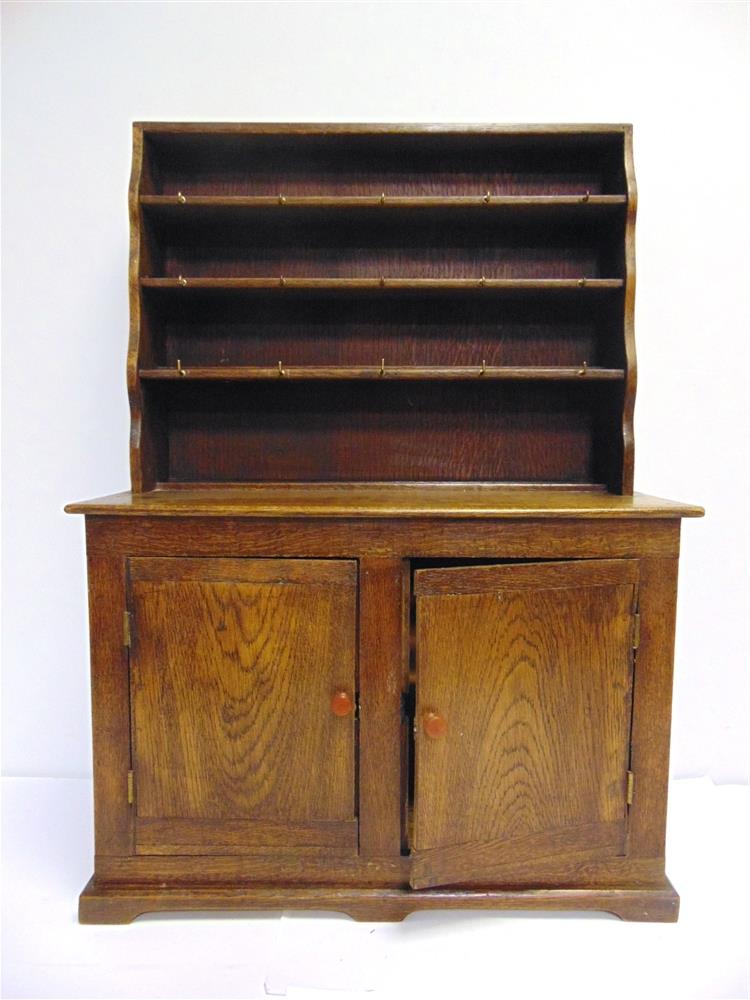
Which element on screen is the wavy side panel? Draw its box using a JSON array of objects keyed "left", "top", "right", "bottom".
[
  {"left": 127, "top": 126, "right": 153, "bottom": 492},
  {"left": 621, "top": 125, "right": 638, "bottom": 494}
]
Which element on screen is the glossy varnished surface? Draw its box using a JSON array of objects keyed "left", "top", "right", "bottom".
[
  {"left": 412, "top": 559, "right": 637, "bottom": 887},
  {"left": 127, "top": 124, "right": 637, "bottom": 491},
  {"left": 128, "top": 558, "right": 357, "bottom": 853},
  {"left": 66, "top": 485, "right": 704, "bottom": 518}
]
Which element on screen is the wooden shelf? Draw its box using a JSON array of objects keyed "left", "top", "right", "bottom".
[
  {"left": 141, "top": 194, "right": 627, "bottom": 209},
  {"left": 140, "top": 365, "right": 624, "bottom": 382},
  {"left": 128, "top": 124, "right": 636, "bottom": 492},
  {"left": 141, "top": 277, "right": 624, "bottom": 291}
]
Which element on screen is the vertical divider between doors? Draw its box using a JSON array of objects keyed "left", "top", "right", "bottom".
[{"left": 357, "top": 557, "right": 410, "bottom": 858}]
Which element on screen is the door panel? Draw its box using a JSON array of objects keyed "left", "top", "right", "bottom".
[
  {"left": 128, "top": 557, "right": 357, "bottom": 855},
  {"left": 412, "top": 558, "right": 637, "bottom": 888}
]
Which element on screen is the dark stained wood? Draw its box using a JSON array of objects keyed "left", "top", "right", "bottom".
[
  {"left": 126, "top": 125, "right": 634, "bottom": 493},
  {"left": 69, "top": 123, "right": 700, "bottom": 924},
  {"left": 78, "top": 876, "right": 680, "bottom": 924},
  {"left": 413, "top": 555, "right": 639, "bottom": 595},
  {"left": 85, "top": 548, "right": 133, "bottom": 856},
  {"left": 81, "top": 513, "right": 684, "bottom": 562},
  {"left": 412, "top": 558, "right": 637, "bottom": 886},
  {"left": 139, "top": 365, "right": 625, "bottom": 382},
  {"left": 621, "top": 125, "right": 637, "bottom": 493},
  {"left": 141, "top": 194, "right": 628, "bottom": 209},
  {"left": 144, "top": 284, "right": 626, "bottom": 371},
  {"left": 128, "top": 557, "right": 357, "bottom": 853},
  {"left": 148, "top": 381, "right": 623, "bottom": 487},
  {"left": 412, "top": 821, "right": 627, "bottom": 890},
  {"left": 357, "top": 558, "right": 409, "bottom": 856},
  {"left": 94, "top": 850, "right": 666, "bottom": 889},
  {"left": 135, "top": 817, "right": 358, "bottom": 855},
  {"left": 627, "top": 557, "right": 681, "bottom": 857},
  {"left": 141, "top": 276, "right": 624, "bottom": 290}
]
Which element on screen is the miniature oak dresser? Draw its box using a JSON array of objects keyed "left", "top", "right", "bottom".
[{"left": 68, "top": 123, "right": 702, "bottom": 923}]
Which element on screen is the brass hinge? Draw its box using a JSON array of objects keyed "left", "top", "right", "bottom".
[
  {"left": 127, "top": 769, "right": 135, "bottom": 805},
  {"left": 632, "top": 612, "right": 641, "bottom": 650},
  {"left": 626, "top": 770, "right": 635, "bottom": 806},
  {"left": 123, "top": 611, "right": 132, "bottom": 648}
]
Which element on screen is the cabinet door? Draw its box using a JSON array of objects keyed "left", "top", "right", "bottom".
[
  {"left": 127, "top": 558, "right": 357, "bottom": 855},
  {"left": 411, "top": 558, "right": 638, "bottom": 889}
]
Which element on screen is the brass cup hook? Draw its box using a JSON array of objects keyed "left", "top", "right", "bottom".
[
  {"left": 379, "top": 358, "right": 385, "bottom": 377},
  {"left": 177, "top": 275, "right": 188, "bottom": 287},
  {"left": 578, "top": 361, "right": 588, "bottom": 377},
  {"left": 479, "top": 359, "right": 487, "bottom": 376},
  {"left": 176, "top": 359, "right": 187, "bottom": 377},
  {"left": 177, "top": 191, "right": 187, "bottom": 205}
]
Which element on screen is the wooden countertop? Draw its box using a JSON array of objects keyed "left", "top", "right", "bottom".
[{"left": 65, "top": 484, "right": 704, "bottom": 519}]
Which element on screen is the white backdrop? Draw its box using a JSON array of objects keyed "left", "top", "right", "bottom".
[{"left": 2, "top": 1, "right": 748, "bottom": 783}]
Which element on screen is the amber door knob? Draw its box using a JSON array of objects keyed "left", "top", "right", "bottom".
[
  {"left": 331, "top": 690, "right": 354, "bottom": 717},
  {"left": 423, "top": 711, "right": 447, "bottom": 739}
]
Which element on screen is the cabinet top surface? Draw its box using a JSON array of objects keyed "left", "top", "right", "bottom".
[{"left": 65, "top": 485, "right": 703, "bottom": 519}]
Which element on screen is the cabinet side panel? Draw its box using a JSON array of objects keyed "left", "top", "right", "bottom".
[
  {"left": 85, "top": 535, "right": 133, "bottom": 855},
  {"left": 621, "top": 125, "right": 637, "bottom": 493},
  {"left": 627, "top": 554, "right": 679, "bottom": 858}
]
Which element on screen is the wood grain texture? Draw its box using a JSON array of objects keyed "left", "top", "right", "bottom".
[
  {"left": 128, "top": 557, "right": 357, "bottom": 851},
  {"left": 81, "top": 514, "right": 683, "bottom": 563},
  {"left": 66, "top": 485, "right": 704, "bottom": 520},
  {"left": 413, "top": 558, "right": 637, "bottom": 884},
  {"left": 358, "top": 559, "right": 410, "bottom": 856},
  {"left": 139, "top": 366, "right": 625, "bottom": 382},
  {"left": 85, "top": 547, "right": 133, "bottom": 855},
  {"left": 142, "top": 194, "right": 627, "bottom": 208},
  {"left": 141, "top": 276, "right": 624, "bottom": 290},
  {"left": 157, "top": 380, "right": 621, "bottom": 486},
  {"left": 94, "top": 851, "right": 665, "bottom": 889},
  {"left": 71, "top": 123, "right": 699, "bottom": 924},
  {"left": 127, "top": 125, "right": 633, "bottom": 492},
  {"left": 144, "top": 284, "right": 625, "bottom": 371},
  {"left": 135, "top": 817, "right": 357, "bottom": 855},
  {"left": 78, "top": 877, "right": 680, "bottom": 924},
  {"left": 127, "top": 125, "right": 148, "bottom": 490},
  {"left": 141, "top": 125, "right": 628, "bottom": 198},
  {"left": 411, "top": 820, "right": 626, "bottom": 890},
  {"left": 627, "top": 556, "right": 680, "bottom": 857}
]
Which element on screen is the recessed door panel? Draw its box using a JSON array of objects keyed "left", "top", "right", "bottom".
[
  {"left": 128, "top": 557, "right": 357, "bottom": 855},
  {"left": 412, "top": 558, "right": 637, "bottom": 888}
]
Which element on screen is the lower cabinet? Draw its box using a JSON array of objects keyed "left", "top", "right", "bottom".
[{"left": 78, "top": 519, "right": 684, "bottom": 923}]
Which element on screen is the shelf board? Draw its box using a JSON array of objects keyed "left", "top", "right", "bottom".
[
  {"left": 140, "top": 365, "right": 624, "bottom": 382},
  {"left": 140, "top": 277, "right": 624, "bottom": 291},
  {"left": 141, "top": 193, "right": 627, "bottom": 209}
]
